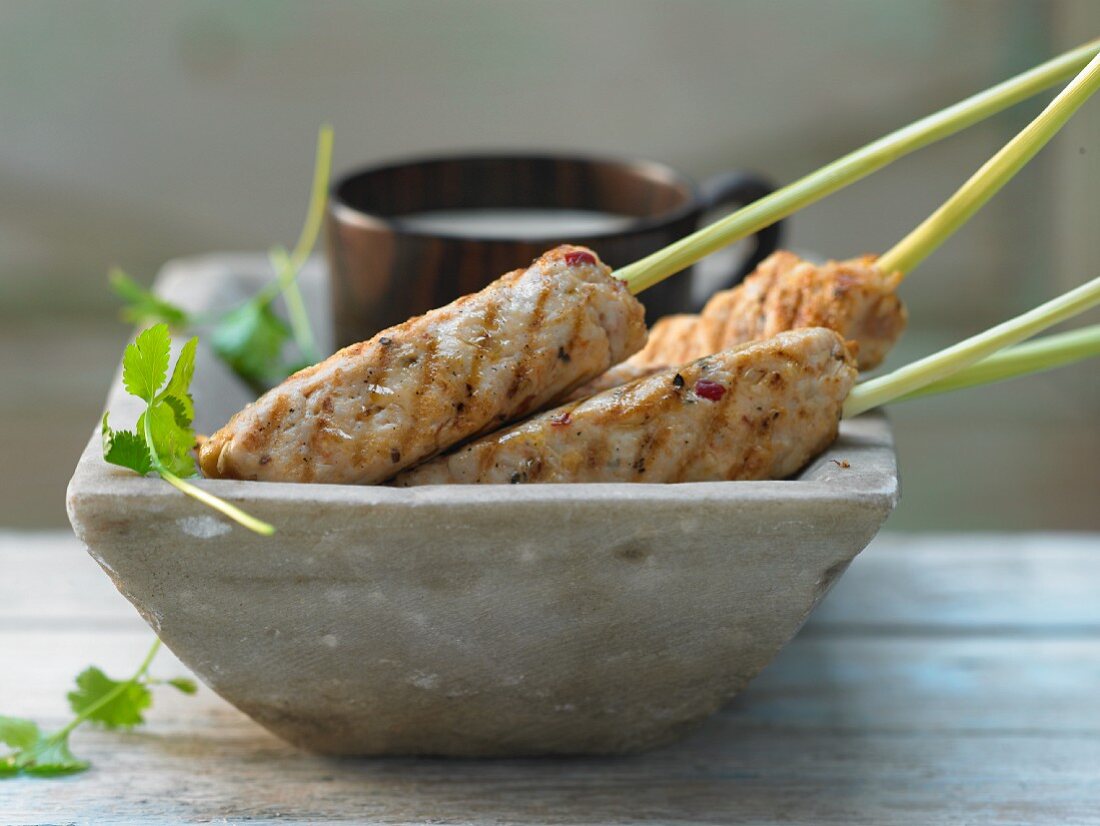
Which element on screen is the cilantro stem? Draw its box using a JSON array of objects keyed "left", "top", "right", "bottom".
[
  {"left": 52, "top": 639, "right": 162, "bottom": 742},
  {"left": 158, "top": 468, "right": 275, "bottom": 536},
  {"left": 287, "top": 125, "right": 334, "bottom": 278},
  {"left": 271, "top": 247, "right": 319, "bottom": 365},
  {"left": 141, "top": 404, "right": 275, "bottom": 536},
  {"left": 256, "top": 125, "right": 334, "bottom": 366}
]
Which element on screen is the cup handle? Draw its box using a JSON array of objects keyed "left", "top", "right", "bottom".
[{"left": 694, "top": 171, "right": 782, "bottom": 307}]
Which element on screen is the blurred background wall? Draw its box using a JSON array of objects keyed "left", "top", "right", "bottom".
[{"left": 1, "top": 0, "right": 1097, "bottom": 530}]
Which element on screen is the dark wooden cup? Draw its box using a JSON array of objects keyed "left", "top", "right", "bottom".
[{"left": 326, "top": 154, "right": 781, "bottom": 347}]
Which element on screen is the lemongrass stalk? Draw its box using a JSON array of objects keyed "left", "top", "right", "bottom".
[
  {"left": 896, "top": 324, "right": 1100, "bottom": 402},
  {"left": 614, "top": 39, "right": 1100, "bottom": 294},
  {"left": 879, "top": 51, "right": 1100, "bottom": 275},
  {"left": 843, "top": 276, "right": 1100, "bottom": 417}
]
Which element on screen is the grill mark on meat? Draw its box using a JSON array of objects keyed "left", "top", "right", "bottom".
[
  {"left": 585, "top": 430, "right": 605, "bottom": 471},
  {"left": 371, "top": 334, "right": 395, "bottom": 387},
  {"left": 355, "top": 335, "right": 396, "bottom": 473},
  {"left": 264, "top": 395, "right": 291, "bottom": 438},
  {"left": 393, "top": 328, "right": 857, "bottom": 486},
  {"left": 507, "top": 278, "right": 552, "bottom": 401},
  {"left": 465, "top": 299, "right": 500, "bottom": 407},
  {"left": 474, "top": 443, "right": 495, "bottom": 479},
  {"left": 557, "top": 305, "right": 588, "bottom": 394},
  {"left": 569, "top": 252, "right": 905, "bottom": 404},
  {"left": 630, "top": 386, "right": 680, "bottom": 479},
  {"left": 747, "top": 259, "right": 781, "bottom": 341},
  {"left": 631, "top": 427, "right": 654, "bottom": 479},
  {"left": 779, "top": 274, "right": 806, "bottom": 336},
  {"left": 199, "top": 244, "right": 647, "bottom": 484},
  {"left": 406, "top": 335, "right": 440, "bottom": 459}
]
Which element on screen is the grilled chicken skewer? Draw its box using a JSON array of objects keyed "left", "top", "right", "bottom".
[
  {"left": 396, "top": 273, "right": 1100, "bottom": 487},
  {"left": 199, "top": 48, "right": 1098, "bottom": 488},
  {"left": 199, "top": 246, "right": 646, "bottom": 484},
  {"left": 574, "top": 251, "right": 904, "bottom": 399},
  {"left": 579, "top": 50, "right": 1100, "bottom": 400},
  {"left": 394, "top": 328, "right": 856, "bottom": 486}
]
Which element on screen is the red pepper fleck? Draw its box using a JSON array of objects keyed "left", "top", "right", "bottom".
[
  {"left": 564, "top": 250, "right": 597, "bottom": 267},
  {"left": 550, "top": 411, "right": 572, "bottom": 427},
  {"left": 694, "top": 379, "right": 726, "bottom": 401}
]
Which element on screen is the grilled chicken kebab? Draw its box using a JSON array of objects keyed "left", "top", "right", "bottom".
[
  {"left": 573, "top": 251, "right": 906, "bottom": 400},
  {"left": 394, "top": 327, "right": 856, "bottom": 486},
  {"left": 199, "top": 246, "right": 892, "bottom": 486},
  {"left": 199, "top": 245, "right": 646, "bottom": 484}
]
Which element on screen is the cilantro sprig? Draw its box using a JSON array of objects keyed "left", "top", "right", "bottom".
[
  {"left": 109, "top": 125, "right": 332, "bottom": 391},
  {"left": 1, "top": 639, "right": 194, "bottom": 776},
  {"left": 103, "top": 323, "right": 274, "bottom": 535}
]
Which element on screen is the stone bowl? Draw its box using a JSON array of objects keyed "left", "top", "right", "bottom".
[{"left": 67, "top": 255, "right": 899, "bottom": 756}]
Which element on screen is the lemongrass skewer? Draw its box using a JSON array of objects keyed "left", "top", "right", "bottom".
[
  {"left": 879, "top": 50, "right": 1100, "bottom": 275},
  {"left": 843, "top": 277, "right": 1100, "bottom": 417},
  {"left": 615, "top": 39, "right": 1100, "bottom": 294},
  {"left": 896, "top": 324, "right": 1100, "bottom": 402}
]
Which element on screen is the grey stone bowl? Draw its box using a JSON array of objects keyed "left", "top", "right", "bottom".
[{"left": 67, "top": 255, "right": 899, "bottom": 756}]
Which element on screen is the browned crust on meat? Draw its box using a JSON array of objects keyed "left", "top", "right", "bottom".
[
  {"left": 571, "top": 252, "right": 905, "bottom": 401},
  {"left": 394, "top": 328, "right": 858, "bottom": 486},
  {"left": 695, "top": 252, "right": 906, "bottom": 369},
  {"left": 199, "top": 245, "right": 647, "bottom": 484}
]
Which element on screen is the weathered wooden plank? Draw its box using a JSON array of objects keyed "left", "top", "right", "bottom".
[
  {"left": 814, "top": 533, "right": 1100, "bottom": 631},
  {"left": 2, "top": 718, "right": 1099, "bottom": 824},
  {"left": 741, "top": 635, "right": 1100, "bottom": 734},
  {"left": 0, "top": 531, "right": 139, "bottom": 629}
]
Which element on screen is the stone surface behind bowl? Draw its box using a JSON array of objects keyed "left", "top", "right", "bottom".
[{"left": 66, "top": 256, "right": 899, "bottom": 756}]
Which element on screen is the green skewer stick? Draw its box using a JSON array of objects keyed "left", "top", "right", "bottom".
[
  {"left": 879, "top": 50, "right": 1100, "bottom": 275},
  {"left": 843, "top": 277, "right": 1100, "bottom": 417},
  {"left": 895, "top": 324, "right": 1100, "bottom": 402},
  {"left": 615, "top": 39, "right": 1100, "bottom": 294}
]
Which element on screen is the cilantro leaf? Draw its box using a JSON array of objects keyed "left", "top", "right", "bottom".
[
  {"left": 101, "top": 413, "right": 153, "bottom": 475},
  {"left": 0, "top": 718, "right": 88, "bottom": 777},
  {"left": 161, "top": 395, "right": 191, "bottom": 429},
  {"left": 108, "top": 129, "right": 330, "bottom": 391},
  {"left": 0, "top": 715, "right": 40, "bottom": 751},
  {"left": 110, "top": 268, "right": 190, "bottom": 327},
  {"left": 160, "top": 337, "right": 198, "bottom": 425},
  {"left": 210, "top": 298, "right": 291, "bottom": 389},
  {"left": 122, "top": 324, "right": 172, "bottom": 403},
  {"left": 167, "top": 677, "right": 198, "bottom": 695},
  {"left": 137, "top": 400, "right": 196, "bottom": 478},
  {"left": 1, "top": 715, "right": 43, "bottom": 773},
  {"left": 67, "top": 667, "right": 152, "bottom": 730},
  {"left": 105, "top": 324, "right": 275, "bottom": 535},
  {"left": 19, "top": 735, "right": 88, "bottom": 776}
]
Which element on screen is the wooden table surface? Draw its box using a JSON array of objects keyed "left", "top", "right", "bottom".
[{"left": 2, "top": 530, "right": 1099, "bottom": 825}]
